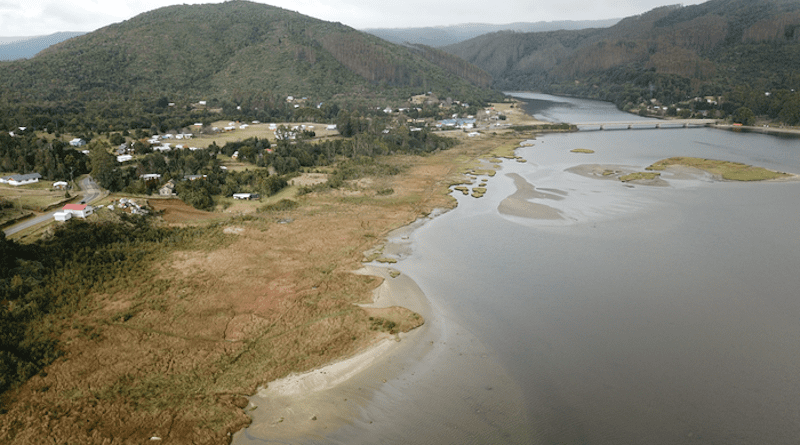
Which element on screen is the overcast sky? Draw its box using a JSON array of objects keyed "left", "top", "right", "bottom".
[{"left": 0, "top": 0, "right": 708, "bottom": 37}]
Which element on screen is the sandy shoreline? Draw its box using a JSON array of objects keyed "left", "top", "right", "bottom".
[
  {"left": 232, "top": 257, "right": 437, "bottom": 443},
  {"left": 233, "top": 215, "right": 532, "bottom": 444}
]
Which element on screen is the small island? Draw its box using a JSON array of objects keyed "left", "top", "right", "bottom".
[{"left": 646, "top": 157, "right": 793, "bottom": 181}]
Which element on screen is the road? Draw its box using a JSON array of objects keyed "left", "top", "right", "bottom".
[{"left": 3, "top": 176, "right": 103, "bottom": 237}]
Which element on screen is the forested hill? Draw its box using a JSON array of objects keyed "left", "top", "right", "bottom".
[
  {"left": 444, "top": 0, "right": 800, "bottom": 124},
  {"left": 0, "top": 1, "right": 500, "bottom": 132}
]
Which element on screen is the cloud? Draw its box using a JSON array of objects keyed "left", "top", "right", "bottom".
[{"left": 0, "top": 0, "right": 710, "bottom": 37}]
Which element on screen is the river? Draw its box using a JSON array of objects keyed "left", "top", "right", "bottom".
[{"left": 236, "top": 93, "right": 800, "bottom": 444}]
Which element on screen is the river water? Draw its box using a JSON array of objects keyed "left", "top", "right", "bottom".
[{"left": 237, "top": 93, "right": 800, "bottom": 444}]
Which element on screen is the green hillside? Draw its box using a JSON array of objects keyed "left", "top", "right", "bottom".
[
  {"left": 445, "top": 0, "right": 800, "bottom": 124},
  {"left": 0, "top": 1, "right": 500, "bottom": 134}
]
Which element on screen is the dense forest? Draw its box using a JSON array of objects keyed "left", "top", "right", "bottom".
[
  {"left": 445, "top": 0, "right": 800, "bottom": 124},
  {"left": 0, "top": 132, "right": 91, "bottom": 180}
]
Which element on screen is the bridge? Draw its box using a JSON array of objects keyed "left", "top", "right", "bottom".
[{"left": 572, "top": 119, "right": 718, "bottom": 131}]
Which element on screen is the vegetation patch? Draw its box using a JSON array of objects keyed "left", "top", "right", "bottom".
[
  {"left": 260, "top": 199, "right": 300, "bottom": 213},
  {"left": 619, "top": 172, "right": 661, "bottom": 182},
  {"left": 467, "top": 169, "right": 496, "bottom": 177},
  {"left": 489, "top": 143, "right": 519, "bottom": 158},
  {"left": 453, "top": 186, "right": 470, "bottom": 195},
  {"left": 471, "top": 187, "right": 487, "bottom": 198},
  {"left": 646, "top": 157, "right": 792, "bottom": 181},
  {"left": 571, "top": 148, "right": 595, "bottom": 154}
]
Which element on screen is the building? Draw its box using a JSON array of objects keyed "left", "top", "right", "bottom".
[
  {"left": 2, "top": 173, "right": 42, "bottom": 186},
  {"left": 53, "top": 211, "right": 72, "bottom": 222},
  {"left": 61, "top": 203, "right": 94, "bottom": 218},
  {"left": 69, "top": 138, "right": 86, "bottom": 147},
  {"left": 233, "top": 193, "right": 260, "bottom": 200},
  {"left": 52, "top": 181, "right": 68, "bottom": 190},
  {"left": 159, "top": 180, "right": 176, "bottom": 196}
]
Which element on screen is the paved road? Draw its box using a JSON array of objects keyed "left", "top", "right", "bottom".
[{"left": 3, "top": 176, "right": 103, "bottom": 237}]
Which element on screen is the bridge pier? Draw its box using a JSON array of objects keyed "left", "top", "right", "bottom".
[{"left": 599, "top": 125, "right": 604, "bottom": 130}]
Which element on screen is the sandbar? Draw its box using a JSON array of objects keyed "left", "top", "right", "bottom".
[{"left": 498, "top": 172, "right": 565, "bottom": 220}]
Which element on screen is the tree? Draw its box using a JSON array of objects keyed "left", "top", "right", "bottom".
[
  {"left": 732, "top": 106, "right": 755, "bottom": 126},
  {"left": 90, "top": 149, "right": 121, "bottom": 191}
]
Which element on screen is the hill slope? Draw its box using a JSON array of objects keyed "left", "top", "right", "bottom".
[
  {"left": 445, "top": 0, "right": 800, "bottom": 122},
  {"left": 0, "top": 1, "right": 500, "bottom": 132}
]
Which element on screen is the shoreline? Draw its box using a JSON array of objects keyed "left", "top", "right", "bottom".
[
  {"left": 232, "top": 235, "right": 440, "bottom": 443},
  {"left": 233, "top": 102, "right": 543, "bottom": 444},
  {"left": 233, "top": 212, "right": 533, "bottom": 444}
]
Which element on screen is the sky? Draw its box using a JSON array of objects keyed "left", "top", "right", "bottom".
[{"left": 0, "top": 0, "right": 709, "bottom": 37}]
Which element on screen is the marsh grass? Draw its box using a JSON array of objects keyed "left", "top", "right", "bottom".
[
  {"left": 619, "top": 172, "right": 661, "bottom": 182},
  {"left": 571, "top": 148, "right": 595, "bottom": 154},
  {"left": 647, "top": 157, "right": 791, "bottom": 181}
]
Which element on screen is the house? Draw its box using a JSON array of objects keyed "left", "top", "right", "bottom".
[
  {"left": 140, "top": 174, "right": 162, "bottom": 181},
  {"left": 61, "top": 203, "right": 93, "bottom": 218},
  {"left": 52, "top": 181, "right": 68, "bottom": 190},
  {"left": 159, "top": 180, "right": 176, "bottom": 196},
  {"left": 69, "top": 138, "right": 86, "bottom": 147},
  {"left": 53, "top": 211, "right": 72, "bottom": 222},
  {"left": 116, "top": 155, "right": 133, "bottom": 163},
  {"left": 233, "top": 193, "right": 260, "bottom": 200},
  {"left": 4, "top": 173, "right": 42, "bottom": 186}
]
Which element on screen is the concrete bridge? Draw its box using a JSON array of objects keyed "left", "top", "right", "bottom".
[{"left": 573, "top": 119, "right": 718, "bottom": 130}]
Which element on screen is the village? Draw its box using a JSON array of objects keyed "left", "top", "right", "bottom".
[{"left": 1, "top": 94, "right": 520, "bottom": 239}]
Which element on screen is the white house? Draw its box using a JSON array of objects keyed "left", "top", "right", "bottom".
[
  {"left": 69, "top": 138, "right": 86, "bottom": 147},
  {"left": 53, "top": 181, "right": 68, "bottom": 189},
  {"left": 4, "top": 173, "right": 42, "bottom": 186},
  {"left": 233, "top": 193, "right": 260, "bottom": 200},
  {"left": 54, "top": 211, "right": 72, "bottom": 222},
  {"left": 61, "top": 204, "right": 93, "bottom": 218},
  {"left": 117, "top": 155, "right": 133, "bottom": 163}
]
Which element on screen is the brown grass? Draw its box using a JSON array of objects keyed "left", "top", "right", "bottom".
[{"left": 0, "top": 131, "right": 518, "bottom": 444}]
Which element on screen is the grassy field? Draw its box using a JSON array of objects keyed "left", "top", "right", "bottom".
[{"left": 0, "top": 182, "right": 74, "bottom": 225}]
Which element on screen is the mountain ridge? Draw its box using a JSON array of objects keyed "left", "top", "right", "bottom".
[
  {"left": 363, "top": 19, "right": 621, "bottom": 47},
  {"left": 1, "top": 2, "right": 499, "bottom": 104},
  {"left": 443, "top": 0, "right": 800, "bottom": 123}
]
